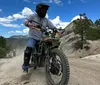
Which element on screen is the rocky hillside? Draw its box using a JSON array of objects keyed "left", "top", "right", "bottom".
[
  {"left": 60, "top": 21, "right": 100, "bottom": 58},
  {"left": 60, "top": 22, "right": 81, "bottom": 57}
]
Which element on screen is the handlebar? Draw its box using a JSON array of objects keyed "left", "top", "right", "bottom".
[{"left": 26, "top": 19, "right": 65, "bottom": 38}]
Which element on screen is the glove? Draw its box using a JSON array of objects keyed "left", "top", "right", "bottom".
[
  {"left": 27, "top": 22, "right": 34, "bottom": 29},
  {"left": 53, "top": 28, "right": 58, "bottom": 33}
]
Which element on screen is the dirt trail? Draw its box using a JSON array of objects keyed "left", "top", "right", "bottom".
[
  {"left": 0, "top": 54, "right": 100, "bottom": 85},
  {"left": 68, "top": 58, "right": 100, "bottom": 85},
  {"left": 0, "top": 53, "right": 46, "bottom": 85}
]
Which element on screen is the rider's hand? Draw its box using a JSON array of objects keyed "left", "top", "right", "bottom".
[
  {"left": 55, "top": 32, "right": 63, "bottom": 38},
  {"left": 28, "top": 22, "right": 34, "bottom": 29},
  {"left": 55, "top": 32, "right": 60, "bottom": 38}
]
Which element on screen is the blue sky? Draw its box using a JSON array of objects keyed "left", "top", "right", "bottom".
[{"left": 0, "top": 0, "right": 100, "bottom": 38}]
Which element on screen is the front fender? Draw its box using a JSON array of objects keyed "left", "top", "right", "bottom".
[{"left": 50, "top": 45, "right": 59, "bottom": 50}]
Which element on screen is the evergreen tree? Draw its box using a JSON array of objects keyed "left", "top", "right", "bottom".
[
  {"left": 73, "top": 13, "right": 91, "bottom": 49},
  {"left": 0, "top": 36, "right": 6, "bottom": 48},
  {"left": 95, "top": 19, "right": 100, "bottom": 26},
  {"left": 0, "top": 36, "right": 10, "bottom": 58}
]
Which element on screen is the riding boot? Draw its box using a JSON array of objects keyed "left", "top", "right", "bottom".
[{"left": 23, "top": 47, "right": 33, "bottom": 66}]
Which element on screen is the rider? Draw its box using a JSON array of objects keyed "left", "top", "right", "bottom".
[{"left": 22, "top": 3, "right": 57, "bottom": 71}]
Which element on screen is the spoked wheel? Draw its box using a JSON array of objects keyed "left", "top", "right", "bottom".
[{"left": 45, "top": 48, "right": 70, "bottom": 85}]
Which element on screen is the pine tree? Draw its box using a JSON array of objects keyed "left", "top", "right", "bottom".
[
  {"left": 73, "top": 13, "right": 91, "bottom": 49},
  {"left": 95, "top": 19, "right": 100, "bottom": 26}
]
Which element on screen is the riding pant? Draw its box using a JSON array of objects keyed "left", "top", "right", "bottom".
[{"left": 23, "top": 38, "right": 39, "bottom": 66}]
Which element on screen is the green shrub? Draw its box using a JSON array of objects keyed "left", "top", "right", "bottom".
[
  {"left": 0, "top": 36, "right": 6, "bottom": 48},
  {"left": 0, "top": 47, "right": 6, "bottom": 58},
  {"left": 73, "top": 40, "right": 83, "bottom": 50},
  {"left": 86, "top": 27, "right": 100, "bottom": 40},
  {"left": 84, "top": 45, "right": 90, "bottom": 50},
  {"left": 0, "top": 36, "right": 11, "bottom": 58}
]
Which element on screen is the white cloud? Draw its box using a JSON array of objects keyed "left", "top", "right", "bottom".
[
  {"left": 23, "top": 0, "right": 38, "bottom": 4},
  {"left": 7, "top": 16, "right": 13, "bottom": 19},
  {"left": 22, "top": 7, "right": 34, "bottom": 16},
  {"left": 8, "top": 28, "right": 29, "bottom": 34},
  {"left": 49, "top": 0, "right": 53, "bottom": 3},
  {"left": 46, "top": 14, "right": 49, "bottom": 18},
  {"left": 50, "top": 16, "right": 70, "bottom": 29},
  {"left": 8, "top": 30, "right": 23, "bottom": 34},
  {"left": 21, "top": 23, "right": 24, "bottom": 26},
  {"left": 80, "top": 0, "right": 86, "bottom": 3},
  {"left": 16, "top": 30, "right": 23, "bottom": 33},
  {"left": 0, "top": 7, "right": 34, "bottom": 28},
  {"left": 13, "top": 14, "right": 24, "bottom": 20},
  {"left": 54, "top": 0, "right": 61, "bottom": 4},
  {"left": 0, "top": 23, "right": 21, "bottom": 28},
  {"left": 0, "top": 17, "right": 21, "bottom": 28},
  {"left": 71, "top": 15, "right": 84, "bottom": 22},
  {"left": 23, "top": 0, "right": 30, "bottom": 2},
  {"left": 24, "top": 0, "right": 63, "bottom": 5},
  {"left": 0, "top": 9, "right": 2, "bottom": 12},
  {"left": 48, "top": 0, "right": 63, "bottom": 5},
  {"left": 68, "top": 0, "right": 71, "bottom": 4},
  {"left": 50, "top": 16, "right": 60, "bottom": 24},
  {"left": 33, "top": 2, "right": 38, "bottom": 4},
  {"left": 49, "top": 0, "right": 63, "bottom": 5},
  {"left": 8, "top": 31, "right": 15, "bottom": 34},
  {"left": 0, "top": 17, "right": 12, "bottom": 23},
  {"left": 0, "top": 6, "right": 69, "bottom": 33}
]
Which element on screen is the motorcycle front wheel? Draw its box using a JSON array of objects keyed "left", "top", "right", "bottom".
[{"left": 45, "top": 48, "right": 70, "bottom": 85}]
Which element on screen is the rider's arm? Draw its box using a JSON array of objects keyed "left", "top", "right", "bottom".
[
  {"left": 47, "top": 20, "right": 65, "bottom": 38},
  {"left": 47, "top": 20, "right": 57, "bottom": 30},
  {"left": 46, "top": 20, "right": 61, "bottom": 37},
  {"left": 23, "top": 14, "right": 34, "bottom": 28}
]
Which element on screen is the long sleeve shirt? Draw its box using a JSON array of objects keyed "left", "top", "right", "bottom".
[{"left": 23, "top": 13, "right": 56, "bottom": 40}]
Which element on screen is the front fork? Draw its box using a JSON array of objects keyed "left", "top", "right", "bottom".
[{"left": 45, "top": 48, "right": 60, "bottom": 75}]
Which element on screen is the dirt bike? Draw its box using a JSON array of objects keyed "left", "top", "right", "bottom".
[{"left": 27, "top": 20, "right": 70, "bottom": 85}]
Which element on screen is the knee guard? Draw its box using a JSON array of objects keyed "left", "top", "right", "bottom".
[{"left": 24, "top": 47, "right": 33, "bottom": 65}]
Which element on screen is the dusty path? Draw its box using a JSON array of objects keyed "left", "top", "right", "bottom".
[
  {"left": 0, "top": 54, "right": 100, "bottom": 85},
  {"left": 68, "top": 58, "right": 100, "bottom": 85},
  {"left": 0, "top": 53, "right": 46, "bottom": 85}
]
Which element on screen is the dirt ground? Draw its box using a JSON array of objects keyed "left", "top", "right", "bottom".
[
  {"left": 0, "top": 53, "right": 100, "bottom": 85},
  {"left": 68, "top": 58, "right": 100, "bottom": 85}
]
